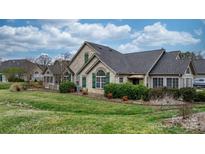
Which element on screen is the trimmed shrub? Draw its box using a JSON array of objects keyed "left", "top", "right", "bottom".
[
  {"left": 194, "top": 91, "right": 205, "bottom": 102},
  {"left": 141, "top": 88, "right": 150, "bottom": 101},
  {"left": 104, "top": 83, "right": 149, "bottom": 100},
  {"left": 9, "top": 83, "right": 23, "bottom": 92},
  {"left": 180, "top": 87, "right": 196, "bottom": 102},
  {"left": 104, "top": 83, "right": 120, "bottom": 98},
  {"left": 59, "top": 81, "right": 76, "bottom": 93},
  {"left": 0, "top": 83, "right": 12, "bottom": 90}
]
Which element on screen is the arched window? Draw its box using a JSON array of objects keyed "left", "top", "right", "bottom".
[{"left": 96, "top": 70, "right": 106, "bottom": 88}]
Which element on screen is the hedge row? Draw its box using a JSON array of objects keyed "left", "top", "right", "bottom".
[
  {"left": 104, "top": 83, "right": 205, "bottom": 103},
  {"left": 194, "top": 91, "right": 205, "bottom": 102},
  {"left": 104, "top": 83, "right": 149, "bottom": 100}
]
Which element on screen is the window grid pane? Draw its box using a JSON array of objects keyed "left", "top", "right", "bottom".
[{"left": 153, "top": 78, "right": 163, "bottom": 88}]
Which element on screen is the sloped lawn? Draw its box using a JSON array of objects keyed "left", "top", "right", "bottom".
[{"left": 0, "top": 90, "right": 203, "bottom": 134}]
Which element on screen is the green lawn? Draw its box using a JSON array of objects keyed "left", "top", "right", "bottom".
[{"left": 0, "top": 90, "right": 204, "bottom": 134}]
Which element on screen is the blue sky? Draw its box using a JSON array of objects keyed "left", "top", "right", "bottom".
[{"left": 0, "top": 19, "right": 204, "bottom": 59}]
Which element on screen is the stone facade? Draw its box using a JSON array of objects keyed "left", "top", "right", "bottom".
[
  {"left": 79, "top": 60, "right": 116, "bottom": 94},
  {"left": 70, "top": 44, "right": 95, "bottom": 79}
]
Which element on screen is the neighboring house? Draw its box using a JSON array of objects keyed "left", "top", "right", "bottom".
[
  {"left": 69, "top": 41, "right": 199, "bottom": 94},
  {"left": 0, "top": 59, "right": 44, "bottom": 82},
  {"left": 43, "top": 60, "right": 74, "bottom": 90},
  {"left": 193, "top": 59, "right": 205, "bottom": 79},
  {"left": 31, "top": 64, "right": 46, "bottom": 81}
]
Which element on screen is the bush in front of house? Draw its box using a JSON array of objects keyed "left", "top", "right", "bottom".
[
  {"left": 0, "top": 82, "right": 12, "bottom": 90},
  {"left": 104, "top": 83, "right": 120, "bottom": 98},
  {"left": 194, "top": 91, "right": 205, "bottom": 102},
  {"left": 59, "top": 81, "right": 76, "bottom": 93},
  {"left": 104, "top": 83, "right": 149, "bottom": 100},
  {"left": 148, "top": 88, "right": 165, "bottom": 100},
  {"left": 148, "top": 88, "right": 185, "bottom": 101},
  {"left": 180, "top": 87, "right": 196, "bottom": 102}
]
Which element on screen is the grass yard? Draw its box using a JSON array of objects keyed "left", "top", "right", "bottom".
[{"left": 0, "top": 90, "right": 205, "bottom": 134}]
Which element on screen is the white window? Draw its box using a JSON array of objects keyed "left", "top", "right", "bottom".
[
  {"left": 119, "top": 77, "right": 123, "bottom": 83},
  {"left": 96, "top": 70, "right": 106, "bottom": 89},
  {"left": 167, "top": 78, "right": 179, "bottom": 88},
  {"left": 153, "top": 78, "right": 163, "bottom": 88}
]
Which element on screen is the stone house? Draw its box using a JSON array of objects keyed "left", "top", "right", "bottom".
[
  {"left": 0, "top": 59, "right": 45, "bottom": 82},
  {"left": 69, "top": 41, "right": 204, "bottom": 94}
]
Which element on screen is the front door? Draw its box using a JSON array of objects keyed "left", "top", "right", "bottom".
[{"left": 132, "top": 79, "right": 140, "bottom": 85}]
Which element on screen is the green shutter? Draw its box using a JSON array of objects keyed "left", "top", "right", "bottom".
[
  {"left": 82, "top": 77, "right": 86, "bottom": 88},
  {"left": 84, "top": 53, "right": 89, "bottom": 64},
  {"left": 68, "top": 74, "right": 71, "bottom": 81},
  {"left": 92, "top": 73, "right": 96, "bottom": 88},
  {"left": 106, "top": 72, "right": 110, "bottom": 84},
  {"left": 0, "top": 74, "right": 2, "bottom": 82}
]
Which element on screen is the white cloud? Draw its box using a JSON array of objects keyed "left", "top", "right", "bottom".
[
  {"left": 0, "top": 25, "right": 80, "bottom": 56},
  {"left": 0, "top": 20, "right": 132, "bottom": 56},
  {"left": 67, "top": 22, "right": 131, "bottom": 40},
  {"left": 194, "top": 28, "right": 203, "bottom": 35},
  {"left": 119, "top": 22, "right": 200, "bottom": 52}
]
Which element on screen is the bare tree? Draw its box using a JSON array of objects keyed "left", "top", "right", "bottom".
[
  {"left": 62, "top": 51, "right": 72, "bottom": 60},
  {"left": 180, "top": 51, "right": 204, "bottom": 60},
  {"left": 26, "top": 57, "right": 35, "bottom": 63},
  {"left": 195, "top": 51, "right": 205, "bottom": 59},
  {"left": 35, "top": 53, "right": 52, "bottom": 66}
]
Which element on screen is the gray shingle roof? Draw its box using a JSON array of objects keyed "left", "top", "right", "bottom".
[
  {"left": 86, "top": 41, "right": 164, "bottom": 74},
  {"left": 193, "top": 59, "right": 205, "bottom": 75},
  {"left": 149, "top": 51, "right": 191, "bottom": 75},
  {"left": 0, "top": 59, "right": 37, "bottom": 73},
  {"left": 46, "top": 60, "right": 72, "bottom": 75}
]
